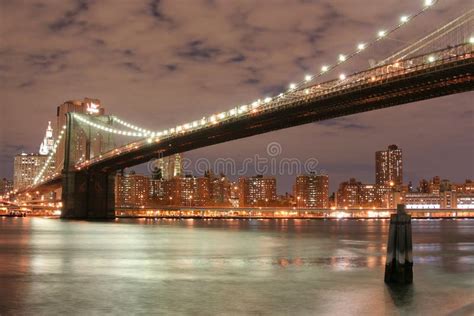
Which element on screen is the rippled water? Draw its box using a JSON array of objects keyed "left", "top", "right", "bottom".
[{"left": 0, "top": 217, "right": 473, "bottom": 315}]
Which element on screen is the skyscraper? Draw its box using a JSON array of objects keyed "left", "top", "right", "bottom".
[
  {"left": 13, "top": 153, "right": 52, "bottom": 190},
  {"left": 153, "top": 154, "right": 182, "bottom": 180},
  {"left": 375, "top": 144, "right": 403, "bottom": 186},
  {"left": 294, "top": 173, "right": 329, "bottom": 208},
  {"left": 39, "top": 121, "right": 54, "bottom": 155}
]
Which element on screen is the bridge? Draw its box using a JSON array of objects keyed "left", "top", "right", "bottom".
[{"left": 12, "top": 4, "right": 474, "bottom": 219}]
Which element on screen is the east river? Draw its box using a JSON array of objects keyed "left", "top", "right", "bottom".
[{"left": 0, "top": 217, "right": 473, "bottom": 315}]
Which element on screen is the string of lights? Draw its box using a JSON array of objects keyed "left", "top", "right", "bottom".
[
  {"left": 112, "top": 116, "right": 154, "bottom": 135},
  {"left": 33, "top": 125, "right": 67, "bottom": 185},
  {"left": 73, "top": 113, "right": 146, "bottom": 137},
  {"left": 286, "top": 0, "right": 439, "bottom": 92}
]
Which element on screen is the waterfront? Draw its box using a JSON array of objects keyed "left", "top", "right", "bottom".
[{"left": 0, "top": 218, "right": 473, "bottom": 315}]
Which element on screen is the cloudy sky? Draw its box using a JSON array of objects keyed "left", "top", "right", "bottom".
[{"left": 0, "top": 0, "right": 472, "bottom": 192}]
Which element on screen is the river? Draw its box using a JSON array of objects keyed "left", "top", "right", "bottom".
[{"left": 0, "top": 217, "right": 473, "bottom": 315}]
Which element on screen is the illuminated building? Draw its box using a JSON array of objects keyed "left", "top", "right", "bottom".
[
  {"left": 336, "top": 178, "right": 362, "bottom": 208},
  {"left": 401, "top": 179, "right": 474, "bottom": 209},
  {"left": 359, "top": 184, "right": 376, "bottom": 208},
  {"left": 428, "top": 176, "right": 441, "bottom": 194},
  {"left": 454, "top": 179, "right": 473, "bottom": 194},
  {"left": 205, "top": 171, "right": 231, "bottom": 206},
  {"left": 168, "top": 175, "right": 209, "bottom": 206},
  {"left": 39, "top": 121, "right": 54, "bottom": 155},
  {"left": 375, "top": 144, "right": 403, "bottom": 186},
  {"left": 293, "top": 173, "right": 329, "bottom": 208},
  {"left": 154, "top": 154, "right": 182, "bottom": 180},
  {"left": 149, "top": 179, "right": 167, "bottom": 205},
  {"left": 404, "top": 193, "right": 441, "bottom": 209},
  {"left": 13, "top": 153, "right": 54, "bottom": 190},
  {"left": 0, "top": 178, "right": 13, "bottom": 196},
  {"left": 374, "top": 184, "right": 394, "bottom": 208},
  {"left": 239, "top": 175, "right": 277, "bottom": 207},
  {"left": 336, "top": 178, "right": 396, "bottom": 209},
  {"left": 115, "top": 171, "right": 150, "bottom": 208},
  {"left": 229, "top": 181, "right": 240, "bottom": 207},
  {"left": 456, "top": 195, "right": 474, "bottom": 209}
]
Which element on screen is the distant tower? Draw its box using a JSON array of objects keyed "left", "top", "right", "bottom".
[
  {"left": 375, "top": 144, "right": 403, "bottom": 186},
  {"left": 39, "top": 121, "right": 54, "bottom": 155},
  {"left": 155, "top": 154, "right": 183, "bottom": 180}
]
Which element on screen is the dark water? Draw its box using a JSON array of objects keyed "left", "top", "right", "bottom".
[{"left": 0, "top": 217, "right": 473, "bottom": 315}]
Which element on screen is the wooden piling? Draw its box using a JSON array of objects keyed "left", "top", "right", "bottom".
[{"left": 384, "top": 204, "right": 413, "bottom": 284}]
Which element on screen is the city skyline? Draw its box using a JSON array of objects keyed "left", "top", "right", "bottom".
[{"left": 1, "top": 0, "right": 473, "bottom": 194}]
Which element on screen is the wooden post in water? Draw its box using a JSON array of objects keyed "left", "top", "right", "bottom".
[{"left": 384, "top": 204, "right": 413, "bottom": 284}]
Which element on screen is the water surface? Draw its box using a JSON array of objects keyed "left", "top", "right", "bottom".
[{"left": 0, "top": 218, "right": 473, "bottom": 315}]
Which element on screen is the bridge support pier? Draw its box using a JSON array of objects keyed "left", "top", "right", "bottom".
[
  {"left": 384, "top": 204, "right": 413, "bottom": 284},
  {"left": 61, "top": 170, "right": 115, "bottom": 219}
]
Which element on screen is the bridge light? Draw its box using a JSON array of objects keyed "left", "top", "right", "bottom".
[
  {"left": 400, "top": 15, "right": 409, "bottom": 23},
  {"left": 378, "top": 30, "right": 386, "bottom": 38},
  {"left": 289, "top": 83, "right": 296, "bottom": 90},
  {"left": 229, "top": 109, "right": 237, "bottom": 116},
  {"left": 321, "top": 65, "right": 329, "bottom": 72},
  {"left": 357, "top": 43, "right": 366, "bottom": 51},
  {"left": 147, "top": 138, "right": 152, "bottom": 144},
  {"left": 338, "top": 54, "right": 346, "bottom": 62},
  {"left": 427, "top": 55, "right": 436, "bottom": 62},
  {"left": 424, "top": 0, "right": 433, "bottom": 6},
  {"left": 264, "top": 97, "right": 272, "bottom": 103},
  {"left": 469, "top": 37, "right": 474, "bottom": 44},
  {"left": 218, "top": 112, "right": 226, "bottom": 119},
  {"left": 339, "top": 74, "right": 346, "bottom": 80},
  {"left": 304, "top": 74, "right": 312, "bottom": 82},
  {"left": 210, "top": 115, "right": 216, "bottom": 123}
]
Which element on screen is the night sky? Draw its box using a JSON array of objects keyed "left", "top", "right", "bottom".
[{"left": 1, "top": 0, "right": 472, "bottom": 193}]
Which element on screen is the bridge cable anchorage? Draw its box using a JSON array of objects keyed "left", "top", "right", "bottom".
[
  {"left": 94, "top": 0, "right": 441, "bottom": 141},
  {"left": 33, "top": 125, "right": 67, "bottom": 185}
]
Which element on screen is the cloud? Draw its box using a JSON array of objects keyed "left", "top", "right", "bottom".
[
  {"left": 177, "top": 40, "right": 222, "bottom": 62},
  {"left": 49, "top": 0, "right": 90, "bottom": 32}
]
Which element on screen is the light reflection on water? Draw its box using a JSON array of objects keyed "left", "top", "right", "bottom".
[{"left": 0, "top": 217, "right": 473, "bottom": 315}]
